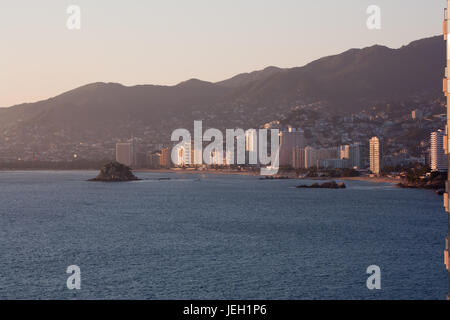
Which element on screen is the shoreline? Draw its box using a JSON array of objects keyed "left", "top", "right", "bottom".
[
  {"left": 338, "top": 176, "right": 400, "bottom": 184},
  {"left": 134, "top": 169, "right": 257, "bottom": 176},
  {"left": 0, "top": 168, "right": 412, "bottom": 187},
  {"left": 0, "top": 168, "right": 402, "bottom": 183}
]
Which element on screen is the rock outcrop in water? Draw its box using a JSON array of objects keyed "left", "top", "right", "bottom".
[
  {"left": 296, "top": 181, "right": 346, "bottom": 189},
  {"left": 260, "top": 175, "right": 291, "bottom": 180},
  {"left": 395, "top": 171, "right": 445, "bottom": 194},
  {"left": 89, "top": 161, "right": 140, "bottom": 182},
  {"left": 396, "top": 179, "right": 444, "bottom": 190}
]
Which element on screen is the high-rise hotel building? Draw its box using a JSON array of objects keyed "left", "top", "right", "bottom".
[
  {"left": 349, "top": 143, "right": 364, "bottom": 170},
  {"left": 431, "top": 129, "right": 447, "bottom": 172},
  {"left": 369, "top": 137, "right": 381, "bottom": 175},
  {"left": 160, "top": 147, "right": 171, "bottom": 168},
  {"left": 279, "top": 127, "right": 306, "bottom": 167},
  {"left": 443, "top": 2, "right": 450, "bottom": 299},
  {"left": 116, "top": 142, "right": 133, "bottom": 167}
]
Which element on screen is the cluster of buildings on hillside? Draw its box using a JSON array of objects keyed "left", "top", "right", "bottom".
[
  {"left": 280, "top": 128, "right": 382, "bottom": 174},
  {"left": 1, "top": 97, "right": 445, "bottom": 171},
  {"left": 114, "top": 126, "right": 392, "bottom": 175},
  {"left": 116, "top": 141, "right": 172, "bottom": 169}
]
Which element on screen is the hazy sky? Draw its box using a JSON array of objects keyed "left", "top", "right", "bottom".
[{"left": 0, "top": 0, "right": 443, "bottom": 107}]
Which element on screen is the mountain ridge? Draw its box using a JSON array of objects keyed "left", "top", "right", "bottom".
[{"left": 0, "top": 35, "right": 444, "bottom": 147}]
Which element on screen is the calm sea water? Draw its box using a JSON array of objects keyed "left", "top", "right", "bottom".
[{"left": 0, "top": 171, "right": 447, "bottom": 300}]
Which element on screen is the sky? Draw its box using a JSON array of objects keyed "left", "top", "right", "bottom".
[{"left": 0, "top": 0, "right": 444, "bottom": 107}]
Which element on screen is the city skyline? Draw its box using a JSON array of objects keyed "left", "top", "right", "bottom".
[{"left": 0, "top": 1, "right": 448, "bottom": 302}]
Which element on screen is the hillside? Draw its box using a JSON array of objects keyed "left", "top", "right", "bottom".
[{"left": 0, "top": 35, "right": 445, "bottom": 155}]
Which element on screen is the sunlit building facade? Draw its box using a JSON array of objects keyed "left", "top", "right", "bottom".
[
  {"left": 369, "top": 137, "right": 381, "bottom": 175},
  {"left": 442, "top": 3, "right": 450, "bottom": 298}
]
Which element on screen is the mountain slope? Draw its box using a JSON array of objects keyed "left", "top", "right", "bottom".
[
  {"left": 0, "top": 35, "right": 444, "bottom": 145},
  {"left": 223, "top": 36, "right": 444, "bottom": 114},
  {"left": 216, "top": 66, "right": 284, "bottom": 88}
]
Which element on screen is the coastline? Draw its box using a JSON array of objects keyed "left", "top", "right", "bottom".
[
  {"left": 134, "top": 169, "right": 258, "bottom": 176},
  {"left": 339, "top": 176, "right": 400, "bottom": 184},
  {"left": 0, "top": 168, "right": 401, "bottom": 184},
  {"left": 136, "top": 170, "right": 402, "bottom": 185},
  {"left": 0, "top": 168, "right": 257, "bottom": 176},
  {"left": 0, "top": 168, "right": 99, "bottom": 172}
]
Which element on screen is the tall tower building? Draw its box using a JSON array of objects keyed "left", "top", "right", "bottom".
[
  {"left": 442, "top": 3, "right": 450, "bottom": 299},
  {"left": 349, "top": 142, "right": 364, "bottom": 170},
  {"left": 160, "top": 147, "right": 171, "bottom": 168},
  {"left": 173, "top": 140, "right": 193, "bottom": 166},
  {"left": 339, "top": 145, "right": 350, "bottom": 160},
  {"left": 292, "top": 147, "right": 306, "bottom": 169},
  {"left": 431, "top": 130, "right": 447, "bottom": 172},
  {"left": 246, "top": 129, "right": 258, "bottom": 165},
  {"left": 369, "top": 137, "right": 381, "bottom": 175},
  {"left": 116, "top": 142, "right": 133, "bottom": 167},
  {"left": 279, "top": 127, "right": 306, "bottom": 167},
  {"left": 304, "top": 146, "right": 317, "bottom": 169}
]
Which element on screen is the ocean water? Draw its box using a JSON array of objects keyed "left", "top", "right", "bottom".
[{"left": 0, "top": 171, "right": 447, "bottom": 300}]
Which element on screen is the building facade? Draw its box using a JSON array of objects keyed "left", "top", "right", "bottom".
[
  {"left": 292, "top": 147, "right": 306, "bottom": 169},
  {"left": 339, "top": 145, "right": 350, "bottom": 160},
  {"left": 442, "top": 4, "right": 450, "bottom": 298},
  {"left": 431, "top": 129, "right": 448, "bottom": 172},
  {"left": 146, "top": 151, "right": 161, "bottom": 169},
  {"left": 160, "top": 147, "right": 171, "bottom": 168},
  {"left": 279, "top": 127, "right": 306, "bottom": 167},
  {"left": 369, "top": 137, "right": 381, "bottom": 175},
  {"left": 349, "top": 143, "right": 364, "bottom": 170},
  {"left": 318, "top": 158, "right": 350, "bottom": 169},
  {"left": 115, "top": 142, "right": 133, "bottom": 167}
]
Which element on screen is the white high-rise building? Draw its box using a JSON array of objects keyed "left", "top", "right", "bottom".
[
  {"left": 369, "top": 137, "right": 381, "bottom": 175},
  {"left": 431, "top": 130, "right": 448, "bottom": 172},
  {"left": 116, "top": 142, "right": 134, "bottom": 167},
  {"left": 318, "top": 158, "right": 350, "bottom": 169},
  {"left": 174, "top": 144, "right": 187, "bottom": 166},
  {"left": 279, "top": 127, "right": 306, "bottom": 167}
]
